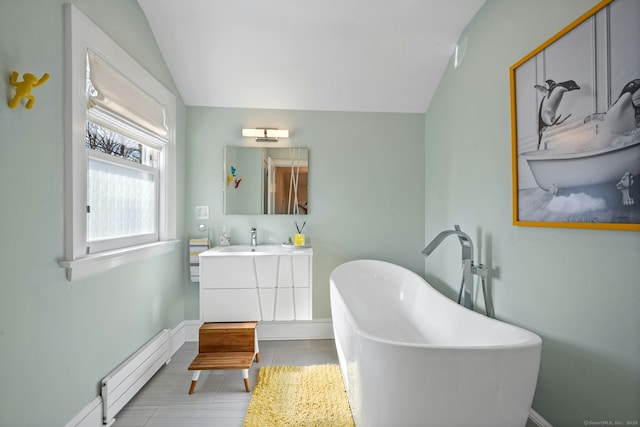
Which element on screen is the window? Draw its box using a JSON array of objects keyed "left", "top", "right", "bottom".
[
  {"left": 86, "top": 122, "right": 159, "bottom": 251},
  {"left": 60, "top": 5, "right": 178, "bottom": 280}
]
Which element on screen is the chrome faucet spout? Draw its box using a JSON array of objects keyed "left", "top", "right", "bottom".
[
  {"left": 423, "top": 224, "right": 478, "bottom": 311},
  {"left": 422, "top": 225, "right": 473, "bottom": 262},
  {"left": 250, "top": 227, "right": 257, "bottom": 247},
  {"left": 423, "top": 225, "right": 491, "bottom": 316}
]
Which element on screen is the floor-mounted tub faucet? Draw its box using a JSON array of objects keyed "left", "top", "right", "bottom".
[
  {"left": 250, "top": 227, "right": 257, "bottom": 247},
  {"left": 423, "top": 225, "right": 488, "bottom": 313}
]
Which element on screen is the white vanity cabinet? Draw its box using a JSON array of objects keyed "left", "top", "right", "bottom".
[{"left": 199, "top": 245, "right": 312, "bottom": 322}]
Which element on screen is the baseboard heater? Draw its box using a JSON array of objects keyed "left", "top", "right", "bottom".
[{"left": 101, "top": 329, "right": 171, "bottom": 426}]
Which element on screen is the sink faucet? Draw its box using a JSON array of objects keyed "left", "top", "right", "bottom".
[
  {"left": 250, "top": 227, "right": 257, "bottom": 247},
  {"left": 423, "top": 225, "right": 487, "bottom": 311}
]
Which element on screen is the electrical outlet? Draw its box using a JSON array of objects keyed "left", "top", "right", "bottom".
[{"left": 195, "top": 205, "right": 209, "bottom": 220}]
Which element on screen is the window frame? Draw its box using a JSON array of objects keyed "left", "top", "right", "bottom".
[{"left": 60, "top": 4, "right": 178, "bottom": 281}]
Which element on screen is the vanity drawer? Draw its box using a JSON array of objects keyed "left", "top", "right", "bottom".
[
  {"left": 200, "top": 256, "right": 256, "bottom": 289},
  {"left": 257, "top": 287, "right": 311, "bottom": 321},
  {"left": 254, "top": 255, "right": 311, "bottom": 287},
  {"left": 200, "top": 289, "right": 260, "bottom": 322}
]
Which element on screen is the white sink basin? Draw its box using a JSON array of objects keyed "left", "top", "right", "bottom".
[
  {"left": 201, "top": 244, "right": 310, "bottom": 256},
  {"left": 216, "top": 245, "right": 263, "bottom": 253}
]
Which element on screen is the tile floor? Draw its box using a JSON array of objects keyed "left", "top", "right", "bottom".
[{"left": 113, "top": 339, "right": 339, "bottom": 427}]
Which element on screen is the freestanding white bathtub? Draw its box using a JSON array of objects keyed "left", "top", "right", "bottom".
[{"left": 330, "top": 260, "right": 542, "bottom": 427}]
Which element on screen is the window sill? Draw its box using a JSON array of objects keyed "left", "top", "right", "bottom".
[{"left": 59, "top": 240, "right": 180, "bottom": 281}]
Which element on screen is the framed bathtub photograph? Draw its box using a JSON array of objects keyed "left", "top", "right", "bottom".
[{"left": 510, "top": 0, "right": 640, "bottom": 231}]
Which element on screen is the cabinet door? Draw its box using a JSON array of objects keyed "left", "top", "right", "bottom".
[
  {"left": 274, "top": 287, "right": 294, "bottom": 320},
  {"left": 255, "top": 255, "right": 278, "bottom": 287},
  {"left": 200, "top": 256, "right": 256, "bottom": 289},
  {"left": 277, "top": 256, "right": 293, "bottom": 287},
  {"left": 292, "top": 255, "right": 310, "bottom": 287},
  {"left": 258, "top": 288, "right": 275, "bottom": 321},
  {"left": 200, "top": 289, "right": 260, "bottom": 322},
  {"left": 276, "top": 255, "right": 310, "bottom": 287},
  {"left": 294, "top": 288, "right": 311, "bottom": 320}
]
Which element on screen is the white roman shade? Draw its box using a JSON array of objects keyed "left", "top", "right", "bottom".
[{"left": 87, "top": 49, "right": 168, "bottom": 146}]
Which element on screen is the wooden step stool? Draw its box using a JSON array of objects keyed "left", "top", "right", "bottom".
[{"left": 188, "top": 321, "right": 260, "bottom": 393}]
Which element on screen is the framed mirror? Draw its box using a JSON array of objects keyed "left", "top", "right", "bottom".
[{"left": 224, "top": 146, "right": 309, "bottom": 215}]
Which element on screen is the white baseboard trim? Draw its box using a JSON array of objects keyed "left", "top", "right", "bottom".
[
  {"left": 528, "top": 408, "right": 553, "bottom": 427},
  {"left": 64, "top": 396, "right": 102, "bottom": 427},
  {"left": 66, "top": 321, "right": 195, "bottom": 427},
  {"left": 169, "top": 319, "right": 201, "bottom": 346}
]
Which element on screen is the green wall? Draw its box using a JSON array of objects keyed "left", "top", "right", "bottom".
[
  {"left": 425, "top": 1, "right": 640, "bottom": 425},
  {"left": 0, "top": 1, "right": 187, "bottom": 426},
  {"left": 185, "top": 107, "right": 426, "bottom": 319}
]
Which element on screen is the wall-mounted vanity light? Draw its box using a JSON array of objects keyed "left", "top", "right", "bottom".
[{"left": 242, "top": 128, "right": 289, "bottom": 142}]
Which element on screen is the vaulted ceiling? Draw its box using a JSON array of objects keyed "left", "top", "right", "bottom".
[{"left": 137, "top": 0, "right": 485, "bottom": 113}]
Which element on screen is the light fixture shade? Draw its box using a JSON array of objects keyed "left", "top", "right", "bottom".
[
  {"left": 242, "top": 128, "right": 266, "bottom": 138},
  {"left": 242, "top": 128, "right": 289, "bottom": 141},
  {"left": 265, "top": 129, "right": 289, "bottom": 138}
]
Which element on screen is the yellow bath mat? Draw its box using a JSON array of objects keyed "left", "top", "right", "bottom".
[{"left": 243, "top": 364, "right": 354, "bottom": 427}]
